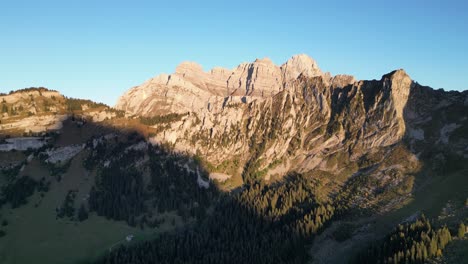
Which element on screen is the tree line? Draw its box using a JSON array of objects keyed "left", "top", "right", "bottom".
[
  {"left": 139, "top": 112, "right": 189, "bottom": 126},
  {"left": 355, "top": 215, "right": 456, "bottom": 264}
]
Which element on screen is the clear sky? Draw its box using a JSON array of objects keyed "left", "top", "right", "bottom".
[{"left": 1, "top": 0, "right": 467, "bottom": 105}]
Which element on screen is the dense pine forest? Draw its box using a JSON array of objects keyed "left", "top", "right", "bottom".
[
  {"left": 355, "top": 216, "right": 456, "bottom": 264},
  {"left": 0, "top": 176, "right": 39, "bottom": 208},
  {"left": 84, "top": 133, "right": 214, "bottom": 227},
  {"left": 95, "top": 174, "right": 337, "bottom": 264}
]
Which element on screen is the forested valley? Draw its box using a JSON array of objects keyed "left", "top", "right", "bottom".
[{"left": 95, "top": 174, "right": 339, "bottom": 264}]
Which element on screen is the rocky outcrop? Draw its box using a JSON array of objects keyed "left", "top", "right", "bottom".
[
  {"left": 115, "top": 54, "right": 467, "bottom": 188},
  {"left": 0, "top": 89, "right": 62, "bottom": 104},
  {"left": 0, "top": 88, "right": 122, "bottom": 135},
  {"left": 44, "top": 144, "right": 85, "bottom": 163},
  {"left": 116, "top": 54, "right": 331, "bottom": 116},
  {"left": 1, "top": 56, "right": 466, "bottom": 212},
  {"left": 123, "top": 63, "right": 419, "bottom": 182},
  {"left": 281, "top": 54, "right": 323, "bottom": 84},
  {"left": 0, "top": 114, "right": 68, "bottom": 133}
]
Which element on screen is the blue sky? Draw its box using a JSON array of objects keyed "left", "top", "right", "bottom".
[{"left": 1, "top": 0, "right": 467, "bottom": 105}]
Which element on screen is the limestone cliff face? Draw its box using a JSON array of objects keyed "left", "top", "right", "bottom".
[
  {"left": 115, "top": 54, "right": 326, "bottom": 116},
  {"left": 117, "top": 55, "right": 467, "bottom": 187}
]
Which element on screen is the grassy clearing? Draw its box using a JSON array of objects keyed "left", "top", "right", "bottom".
[
  {"left": 0, "top": 153, "right": 179, "bottom": 264},
  {"left": 0, "top": 205, "right": 152, "bottom": 264},
  {"left": 0, "top": 151, "right": 25, "bottom": 167},
  {"left": 216, "top": 173, "right": 244, "bottom": 191}
]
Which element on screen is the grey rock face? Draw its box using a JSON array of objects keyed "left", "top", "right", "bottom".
[
  {"left": 116, "top": 54, "right": 330, "bottom": 116},
  {"left": 117, "top": 55, "right": 467, "bottom": 189}
]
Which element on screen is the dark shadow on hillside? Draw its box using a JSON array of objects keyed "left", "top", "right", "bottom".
[
  {"left": 342, "top": 81, "right": 468, "bottom": 262},
  {"left": 0, "top": 115, "right": 329, "bottom": 264},
  {"left": 400, "top": 82, "right": 468, "bottom": 214}
]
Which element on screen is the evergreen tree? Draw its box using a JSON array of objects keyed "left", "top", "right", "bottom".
[
  {"left": 458, "top": 221, "right": 466, "bottom": 238},
  {"left": 77, "top": 204, "right": 89, "bottom": 222},
  {"left": 93, "top": 173, "right": 336, "bottom": 264},
  {"left": 355, "top": 217, "right": 456, "bottom": 264}
]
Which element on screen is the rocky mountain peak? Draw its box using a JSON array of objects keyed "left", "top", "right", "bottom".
[
  {"left": 381, "top": 69, "right": 412, "bottom": 104},
  {"left": 383, "top": 69, "right": 409, "bottom": 81},
  {"left": 281, "top": 54, "right": 322, "bottom": 81},
  {"left": 383, "top": 69, "right": 413, "bottom": 137},
  {"left": 175, "top": 61, "right": 204, "bottom": 76},
  {"left": 119, "top": 55, "right": 414, "bottom": 118},
  {"left": 117, "top": 54, "right": 331, "bottom": 115}
]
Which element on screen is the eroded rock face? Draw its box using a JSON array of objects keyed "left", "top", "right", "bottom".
[
  {"left": 116, "top": 55, "right": 467, "bottom": 188},
  {"left": 121, "top": 62, "right": 414, "bottom": 178},
  {"left": 116, "top": 54, "right": 329, "bottom": 116},
  {"left": 0, "top": 114, "right": 67, "bottom": 133},
  {"left": 281, "top": 54, "right": 323, "bottom": 83}
]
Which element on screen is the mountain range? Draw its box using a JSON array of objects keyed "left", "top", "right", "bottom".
[{"left": 0, "top": 55, "right": 467, "bottom": 264}]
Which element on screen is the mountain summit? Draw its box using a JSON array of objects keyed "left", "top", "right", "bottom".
[
  {"left": 114, "top": 55, "right": 467, "bottom": 191},
  {"left": 116, "top": 54, "right": 332, "bottom": 116}
]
